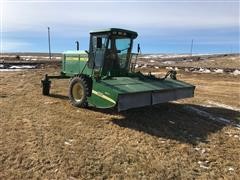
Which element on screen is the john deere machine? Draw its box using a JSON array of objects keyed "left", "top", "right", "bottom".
[{"left": 41, "top": 28, "right": 195, "bottom": 111}]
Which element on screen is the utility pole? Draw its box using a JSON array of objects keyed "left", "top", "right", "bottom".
[
  {"left": 190, "top": 39, "right": 194, "bottom": 56},
  {"left": 48, "top": 27, "right": 52, "bottom": 60}
]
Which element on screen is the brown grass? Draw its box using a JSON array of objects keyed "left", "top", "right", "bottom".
[{"left": 0, "top": 67, "right": 240, "bottom": 179}]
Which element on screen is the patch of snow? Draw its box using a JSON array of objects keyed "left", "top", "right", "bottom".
[
  {"left": 214, "top": 69, "right": 223, "bottom": 73},
  {"left": 135, "top": 64, "right": 139, "bottom": 68},
  {"left": 141, "top": 54, "right": 203, "bottom": 59},
  {"left": 174, "top": 67, "right": 179, "bottom": 71},
  {"left": 164, "top": 54, "right": 190, "bottom": 58},
  {"left": 149, "top": 60, "right": 155, "bottom": 63},
  {"left": 169, "top": 121, "right": 175, "bottom": 124},
  {"left": 149, "top": 72, "right": 162, "bottom": 75},
  {"left": 165, "top": 67, "right": 173, "bottom": 70},
  {"left": 0, "top": 64, "right": 4, "bottom": 68},
  {"left": 154, "top": 66, "right": 159, "bottom": 69},
  {"left": 0, "top": 69, "right": 22, "bottom": 72},
  {"left": 9, "top": 65, "right": 36, "bottom": 69},
  {"left": 184, "top": 105, "right": 232, "bottom": 125},
  {"left": 228, "top": 167, "right": 234, "bottom": 171},
  {"left": 182, "top": 59, "right": 193, "bottom": 63},
  {"left": 64, "top": 141, "right": 71, "bottom": 146},
  {"left": 201, "top": 149, "right": 206, "bottom": 154},
  {"left": 232, "top": 70, "right": 240, "bottom": 76},
  {"left": 141, "top": 54, "right": 164, "bottom": 59},
  {"left": 194, "top": 147, "right": 200, "bottom": 151},
  {"left": 198, "top": 161, "right": 210, "bottom": 169},
  {"left": 162, "top": 61, "right": 174, "bottom": 65},
  {"left": 194, "top": 68, "right": 211, "bottom": 73},
  {"left": 202, "top": 68, "right": 211, "bottom": 73}
]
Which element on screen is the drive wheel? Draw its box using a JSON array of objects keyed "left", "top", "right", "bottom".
[{"left": 69, "top": 76, "right": 88, "bottom": 107}]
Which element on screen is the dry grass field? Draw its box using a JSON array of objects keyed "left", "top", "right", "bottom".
[
  {"left": 0, "top": 57, "right": 240, "bottom": 179},
  {"left": 138, "top": 54, "right": 240, "bottom": 69}
]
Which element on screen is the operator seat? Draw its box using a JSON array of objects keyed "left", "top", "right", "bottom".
[{"left": 103, "top": 42, "right": 120, "bottom": 73}]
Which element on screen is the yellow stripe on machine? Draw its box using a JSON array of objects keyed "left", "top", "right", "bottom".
[
  {"left": 92, "top": 90, "right": 116, "bottom": 104},
  {"left": 65, "top": 57, "right": 88, "bottom": 61},
  {"left": 80, "top": 58, "right": 88, "bottom": 61}
]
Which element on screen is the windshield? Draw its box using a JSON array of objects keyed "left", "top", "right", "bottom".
[
  {"left": 102, "top": 37, "right": 132, "bottom": 76},
  {"left": 115, "top": 38, "right": 131, "bottom": 69}
]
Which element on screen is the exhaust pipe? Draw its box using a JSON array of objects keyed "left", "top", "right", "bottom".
[{"left": 75, "top": 41, "right": 79, "bottom": 50}]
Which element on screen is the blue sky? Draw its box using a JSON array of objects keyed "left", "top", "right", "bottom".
[{"left": 1, "top": 0, "right": 239, "bottom": 54}]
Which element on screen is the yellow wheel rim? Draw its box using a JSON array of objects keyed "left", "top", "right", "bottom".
[{"left": 72, "top": 82, "right": 84, "bottom": 102}]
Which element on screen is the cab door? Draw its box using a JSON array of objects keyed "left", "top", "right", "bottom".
[{"left": 88, "top": 35, "right": 108, "bottom": 77}]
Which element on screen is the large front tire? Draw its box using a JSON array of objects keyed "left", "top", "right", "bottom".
[{"left": 69, "top": 76, "right": 88, "bottom": 108}]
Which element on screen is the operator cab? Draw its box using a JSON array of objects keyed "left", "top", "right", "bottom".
[{"left": 88, "top": 28, "right": 138, "bottom": 77}]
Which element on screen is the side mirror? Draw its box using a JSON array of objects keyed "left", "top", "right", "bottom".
[{"left": 96, "top": 37, "right": 102, "bottom": 49}]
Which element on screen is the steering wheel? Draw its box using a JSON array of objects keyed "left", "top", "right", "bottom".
[{"left": 118, "top": 47, "right": 129, "bottom": 53}]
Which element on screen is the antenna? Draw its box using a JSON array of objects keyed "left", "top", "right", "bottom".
[{"left": 48, "top": 27, "right": 52, "bottom": 60}]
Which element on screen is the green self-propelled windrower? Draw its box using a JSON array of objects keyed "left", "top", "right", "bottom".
[{"left": 41, "top": 28, "right": 195, "bottom": 111}]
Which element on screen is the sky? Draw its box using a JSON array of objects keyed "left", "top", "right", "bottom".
[{"left": 0, "top": 0, "right": 239, "bottom": 54}]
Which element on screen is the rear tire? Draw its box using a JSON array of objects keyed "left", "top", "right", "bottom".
[{"left": 68, "top": 76, "right": 88, "bottom": 108}]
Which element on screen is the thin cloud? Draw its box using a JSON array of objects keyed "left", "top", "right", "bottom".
[
  {"left": 3, "top": 2, "right": 239, "bottom": 33},
  {"left": 2, "top": 40, "right": 32, "bottom": 51},
  {"left": 2, "top": 1, "right": 239, "bottom": 53}
]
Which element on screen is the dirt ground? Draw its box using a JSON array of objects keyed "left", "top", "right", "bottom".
[
  {"left": 138, "top": 54, "right": 240, "bottom": 69},
  {"left": 0, "top": 66, "right": 240, "bottom": 179},
  {"left": 176, "top": 55, "right": 240, "bottom": 69}
]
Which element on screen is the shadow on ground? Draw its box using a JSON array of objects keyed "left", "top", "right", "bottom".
[
  {"left": 110, "top": 103, "right": 240, "bottom": 145},
  {"left": 48, "top": 93, "right": 239, "bottom": 145},
  {"left": 48, "top": 93, "right": 69, "bottom": 100}
]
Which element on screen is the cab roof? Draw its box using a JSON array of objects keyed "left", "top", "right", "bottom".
[{"left": 90, "top": 28, "right": 138, "bottom": 39}]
